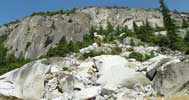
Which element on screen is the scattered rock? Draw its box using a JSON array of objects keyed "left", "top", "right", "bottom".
[{"left": 153, "top": 62, "right": 189, "bottom": 97}]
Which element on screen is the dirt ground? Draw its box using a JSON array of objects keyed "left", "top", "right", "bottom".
[{"left": 146, "top": 96, "right": 189, "bottom": 100}]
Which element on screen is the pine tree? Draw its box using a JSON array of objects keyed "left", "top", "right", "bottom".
[
  {"left": 68, "top": 41, "right": 79, "bottom": 53},
  {"left": 98, "top": 25, "right": 104, "bottom": 35},
  {"left": 89, "top": 26, "right": 96, "bottom": 34},
  {"left": 182, "top": 19, "right": 189, "bottom": 28},
  {"left": 116, "top": 25, "right": 121, "bottom": 34},
  {"left": 145, "top": 19, "right": 153, "bottom": 31},
  {"left": 133, "top": 21, "right": 138, "bottom": 33},
  {"left": 106, "top": 21, "right": 114, "bottom": 34},
  {"left": 121, "top": 25, "right": 129, "bottom": 33},
  {"left": 184, "top": 31, "right": 189, "bottom": 46},
  {"left": 159, "top": 0, "right": 182, "bottom": 50}
]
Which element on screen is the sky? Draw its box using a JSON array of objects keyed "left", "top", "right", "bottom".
[{"left": 0, "top": 0, "right": 188, "bottom": 25}]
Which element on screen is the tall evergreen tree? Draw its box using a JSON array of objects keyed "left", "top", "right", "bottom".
[
  {"left": 159, "top": 0, "right": 182, "bottom": 50},
  {"left": 121, "top": 25, "right": 129, "bottom": 33},
  {"left": 182, "top": 19, "right": 189, "bottom": 28},
  {"left": 106, "top": 21, "right": 114, "bottom": 34},
  {"left": 184, "top": 30, "right": 189, "bottom": 46},
  {"left": 89, "top": 26, "right": 96, "bottom": 34},
  {"left": 133, "top": 21, "right": 138, "bottom": 33},
  {"left": 145, "top": 19, "right": 153, "bottom": 31},
  {"left": 116, "top": 25, "right": 121, "bottom": 34},
  {"left": 98, "top": 25, "right": 104, "bottom": 35}
]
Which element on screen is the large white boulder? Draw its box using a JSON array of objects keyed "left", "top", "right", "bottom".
[
  {"left": 153, "top": 62, "right": 189, "bottom": 97},
  {"left": 0, "top": 59, "right": 51, "bottom": 100},
  {"left": 139, "top": 55, "right": 180, "bottom": 80},
  {"left": 79, "top": 43, "right": 112, "bottom": 55},
  {"left": 133, "top": 46, "right": 159, "bottom": 55},
  {"left": 94, "top": 55, "right": 150, "bottom": 91}
]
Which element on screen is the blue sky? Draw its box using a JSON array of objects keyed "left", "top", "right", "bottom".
[{"left": 0, "top": 0, "right": 188, "bottom": 25}]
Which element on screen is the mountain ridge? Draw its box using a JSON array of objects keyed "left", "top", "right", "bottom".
[{"left": 0, "top": 7, "right": 188, "bottom": 59}]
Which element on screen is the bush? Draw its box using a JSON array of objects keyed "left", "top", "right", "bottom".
[
  {"left": 80, "top": 51, "right": 106, "bottom": 60},
  {"left": 47, "top": 37, "right": 68, "bottom": 57},
  {"left": 144, "top": 51, "right": 156, "bottom": 61},
  {"left": 185, "top": 49, "right": 189, "bottom": 55},
  {"left": 153, "top": 35, "right": 170, "bottom": 47},
  {"left": 4, "top": 19, "right": 20, "bottom": 26},
  {"left": 129, "top": 52, "right": 144, "bottom": 61},
  {"left": 182, "top": 19, "right": 189, "bottom": 28},
  {"left": 111, "top": 47, "right": 122, "bottom": 55},
  {"left": 47, "top": 34, "right": 94, "bottom": 57},
  {"left": 31, "top": 9, "right": 76, "bottom": 16},
  {"left": 0, "top": 48, "right": 31, "bottom": 75}
]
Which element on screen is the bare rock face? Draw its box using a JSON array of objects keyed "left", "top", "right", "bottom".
[
  {"left": 80, "top": 7, "right": 164, "bottom": 29},
  {"left": 5, "top": 12, "right": 91, "bottom": 59},
  {"left": 153, "top": 62, "right": 189, "bottom": 97},
  {"left": 2, "top": 7, "right": 188, "bottom": 59}
]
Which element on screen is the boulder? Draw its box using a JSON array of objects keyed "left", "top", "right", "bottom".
[
  {"left": 153, "top": 62, "right": 189, "bottom": 97},
  {"left": 80, "top": 43, "right": 112, "bottom": 55},
  {"left": 140, "top": 55, "right": 172, "bottom": 80},
  {"left": 133, "top": 46, "right": 159, "bottom": 56},
  {"left": 0, "top": 59, "right": 51, "bottom": 100},
  {"left": 73, "top": 86, "right": 101, "bottom": 100},
  {"left": 115, "top": 85, "right": 154, "bottom": 100},
  {"left": 94, "top": 55, "right": 150, "bottom": 91},
  {"left": 154, "top": 31, "right": 167, "bottom": 36},
  {"left": 122, "top": 37, "right": 141, "bottom": 46}
]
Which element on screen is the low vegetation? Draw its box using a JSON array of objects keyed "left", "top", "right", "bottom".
[
  {"left": 128, "top": 52, "right": 144, "bottom": 61},
  {"left": 0, "top": 35, "right": 31, "bottom": 75},
  {"left": 47, "top": 33, "right": 95, "bottom": 57},
  {"left": 128, "top": 51, "right": 155, "bottom": 62},
  {"left": 80, "top": 51, "right": 106, "bottom": 60},
  {"left": 4, "top": 19, "right": 20, "bottom": 26},
  {"left": 31, "top": 9, "right": 76, "bottom": 16}
]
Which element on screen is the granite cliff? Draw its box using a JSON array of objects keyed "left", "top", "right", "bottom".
[{"left": 0, "top": 7, "right": 188, "bottom": 59}]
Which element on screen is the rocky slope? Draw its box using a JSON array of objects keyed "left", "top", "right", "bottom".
[
  {"left": 0, "top": 38, "right": 188, "bottom": 100},
  {"left": 0, "top": 7, "right": 188, "bottom": 59},
  {"left": 0, "top": 7, "right": 189, "bottom": 100}
]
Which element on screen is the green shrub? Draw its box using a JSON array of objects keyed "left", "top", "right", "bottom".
[
  {"left": 129, "top": 52, "right": 144, "bottom": 61},
  {"left": 128, "top": 51, "right": 156, "bottom": 62},
  {"left": 46, "top": 33, "right": 96, "bottom": 58},
  {"left": 0, "top": 35, "right": 32, "bottom": 75},
  {"left": 80, "top": 51, "right": 106, "bottom": 60},
  {"left": 130, "top": 39, "right": 135, "bottom": 46},
  {"left": 144, "top": 51, "right": 156, "bottom": 61},
  {"left": 182, "top": 19, "right": 189, "bottom": 28},
  {"left": 31, "top": 9, "right": 76, "bottom": 16},
  {"left": 111, "top": 47, "right": 122, "bottom": 55},
  {"left": 4, "top": 19, "right": 20, "bottom": 26},
  {"left": 127, "top": 47, "right": 134, "bottom": 52}
]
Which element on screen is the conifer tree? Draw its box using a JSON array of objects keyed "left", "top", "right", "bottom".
[
  {"left": 116, "top": 25, "right": 121, "bottom": 34},
  {"left": 133, "top": 21, "right": 138, "bottom": 33},
  {"left": 98, "top": 25, "right": 104, "bottom": 35},
  {"left": 89, "top": 26, "right": 96, "bottom": 34},
  {"left": 184, "top": 30, "right": 189, "bottom": 46},
  {"left": 159, "top": 0, "right": 183, "bottom": 50},
  {"left": 121, "top": 25, "right": 129, "bottom": 33},
  {"left": 182, "top": 19, "right": 189, "bottom": 28},
  {"left": 106, "top": 21, "right": 114, "bottom": 34}
]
